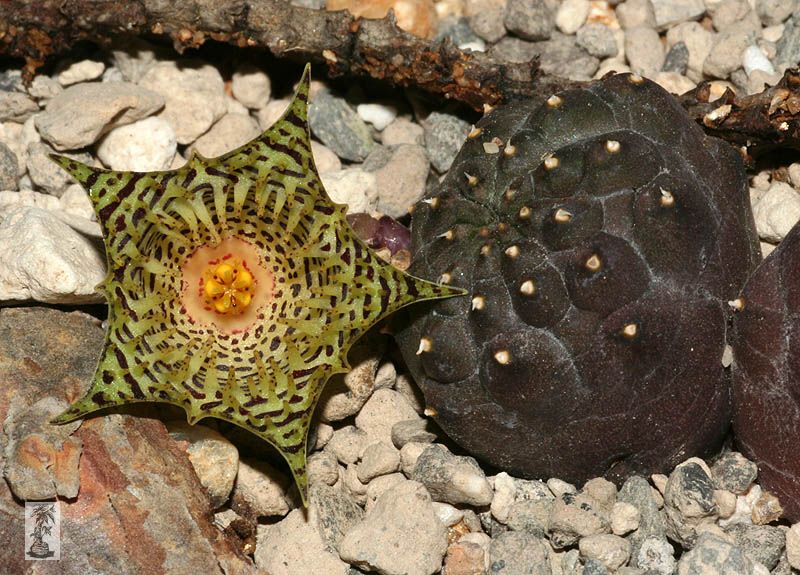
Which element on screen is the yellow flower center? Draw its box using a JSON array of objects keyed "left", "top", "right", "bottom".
[{"left": 203, "top": 259, "right": 255, "bottom": 315}]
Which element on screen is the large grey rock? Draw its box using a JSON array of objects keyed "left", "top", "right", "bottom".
[{"left": 35, "top": 82, "right": 164, "bottom": 150}]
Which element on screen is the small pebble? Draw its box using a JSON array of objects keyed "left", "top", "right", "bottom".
[
  {"left": 0, "top": 91, "right": 39, "bottom": 123},
  {"left": 307, "top": 451, "right": 340, "bottom": 486},
  {"left": 711, "top": 451, "right": 758, "bottom": 495},
  {"left": 443, "top": 541, "right": 485, "bottom": 575},
  {"left": 433, "top": 501, "right": 464, "bottom": 526},
  {"left": 662, "top": 40, "right": 690, "bottom": 73},
  {"left": 96, "top": 116, "right": 177, "bottom": 171},
  {"left": 704, "top": 26, "right": 758, "bottom": 79},
  {"left": 27, "top": 76, "right": 63, "bottom": 101},
  {"left": 651, "top": 0, "right": 706, "bottom": 30},
  {"left": 752, "top": 181, "right": 800, "bottom": 242},
  {"left": 36, "top": 82, "right": 164, "bottom": 150},
  {"left": 423, "top": 111, "right": 471, "bottom": 173},
  {"left": 488, "top": 532, "right": 551, "bottom": 575},
  {"left": 548, "top": 491, "right": 611, "bottom": 548},
  {"left": 579, "top": 534, "right": 632, "bottom": 572},
  {"left": 751, "top": 489, "right": 783, "bottom": 525},
  {"left": 309, "top": 89, "right": 375, "bottom": 162},
  {"left": 776, "top": 15, "right": 800, "bottom": 66},
  {"left": 654, "top": 71, "right": 696, "bottom": 94},
  {"left": 0, "top": 206, "right": 104, "bottom": 304},
  {"left": 382, "top": 117, "right": 425, "bottom": 146},
  {"left": 320, "top": 168, "right": 379, "bottom": 214},
  {"left": 166, "top": 421, "right": 239, "bottom": 509},
  {"left": 504, "top": 0, "right": 555, "bottom": 41},
  {"left": 666, "top": 22, "right": 714, "bottom": 81},
  {"left": 715, "top": 489, "right": 738, "bottom": 519},
  {"left": 676, "top": 533, "right": 766, "bottom": 575},
  {"left": 231, "top": 63, "right": 271, "bottom": 109},
  {"left": 357, "top": 442, "right": 401, "bottom": 483},
  {"left": 412, "top": 444, "right": 493, "bottom": 506},
  {"left": 757, "top": 0, "right": 795, "bottom": 26},
  {"left": 357, "top": 102, "right": 398, "bottom": 131},
  {"left": 57, "top": 60, "right": 105, "bottom": 86},
  {"left": 743, "top": 44, "right": 775, "bottom": 75},
  {"left": 139, "top": 61, "right": 226, "bottom": 145},
  {"left": 464, "top": 0, "right": 508, "bottom": 42},
  {"left": 256, "top": 509, "right": 349, "bottom": 575},
  {"left": 577, "top": 23, "right": 620, "bottom": 58},
  {"left": 327, "top": 425, "right": 370, "bottom": 466},
  {"left": 636, "top": 536, "right": 677, "bottom": 575},
  {"left": 625, "top": 26, "right": 666, "bottom": 76},
  {"left": 556, "top": 0, "right": 591, "bottom": 34},
  {"left": 231, "top": 459, "right": 292, "bottom": 518},
  {"left": 191, "top": 113, "right": 261, "bottom": 159},
  {"left": 339, "top": 481, "right": 448, "bottom": 575},
  {"left": 786, "top": 523, "right": 800, "bottom": 569},
  {"left": 400, "top": 441, "right": 431, "bottom": 476},
  {"left": 611, "top": 501, "right": 641, "bottom": 535},
  {"left": 0, "top": 141, "right": 19, "bottom": 190},
  {"left": 355, "top": 388, "right": 421, "bottom": 447},
  {"left": 365, "top": 472, "right": 408, "bottom": 511},
  {"left": 724, "top": 523, "right": 786, "bottom": 570},
  {"left": 391, "top": 418, "right": 437, "bottom": 447},
  {"left": 616, "top": 0, "right": 656, "bottom": 29},
  {"left": 369, "top": 144, "right": 430, "bottom": 217},
  {"left": 548, "top": 477, "right": 577, "bottom": 498}
]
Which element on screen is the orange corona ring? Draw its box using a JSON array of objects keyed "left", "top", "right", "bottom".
[{"left": 181, "top": 236, "right": 274, "bottom": 332}]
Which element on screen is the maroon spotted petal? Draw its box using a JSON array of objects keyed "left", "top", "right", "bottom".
[{"left": 397, "top": 74, "right": 761, "bottom": 485}]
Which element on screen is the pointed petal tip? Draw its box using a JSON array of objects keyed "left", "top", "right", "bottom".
[{"left": 48, "top": 154, "right": 102, "bottom": 188}]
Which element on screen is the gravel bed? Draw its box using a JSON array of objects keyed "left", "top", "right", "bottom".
[{"left": 2, "top": 0, "right": 800, "bottom": 572}]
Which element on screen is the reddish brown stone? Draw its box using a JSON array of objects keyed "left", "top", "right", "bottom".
[{"left": 0, "top": 307, "right": 259, "bottom": 574}]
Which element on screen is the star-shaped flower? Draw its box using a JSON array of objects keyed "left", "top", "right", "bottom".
[{"left": 50, "top": 65, "right": 463, "bottom": 502}]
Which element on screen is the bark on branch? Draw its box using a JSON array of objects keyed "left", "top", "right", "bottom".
[
  {"left": 1, "top": 0, "right": 799, "bottom": 157},
  {"left": 679, "top": 70, "right": 800, "bottom": 161},
  {"left": 0, "top": 0, "right": 546, "bottom": 109}
]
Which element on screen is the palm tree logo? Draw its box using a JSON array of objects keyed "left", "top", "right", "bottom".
[{"left": 27, "top": 503, "right": 56, "bottom": 559}]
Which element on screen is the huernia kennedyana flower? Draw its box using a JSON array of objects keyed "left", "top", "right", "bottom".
[{"left": 50, "top": 65, "right": 463, "bottom": 503}]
